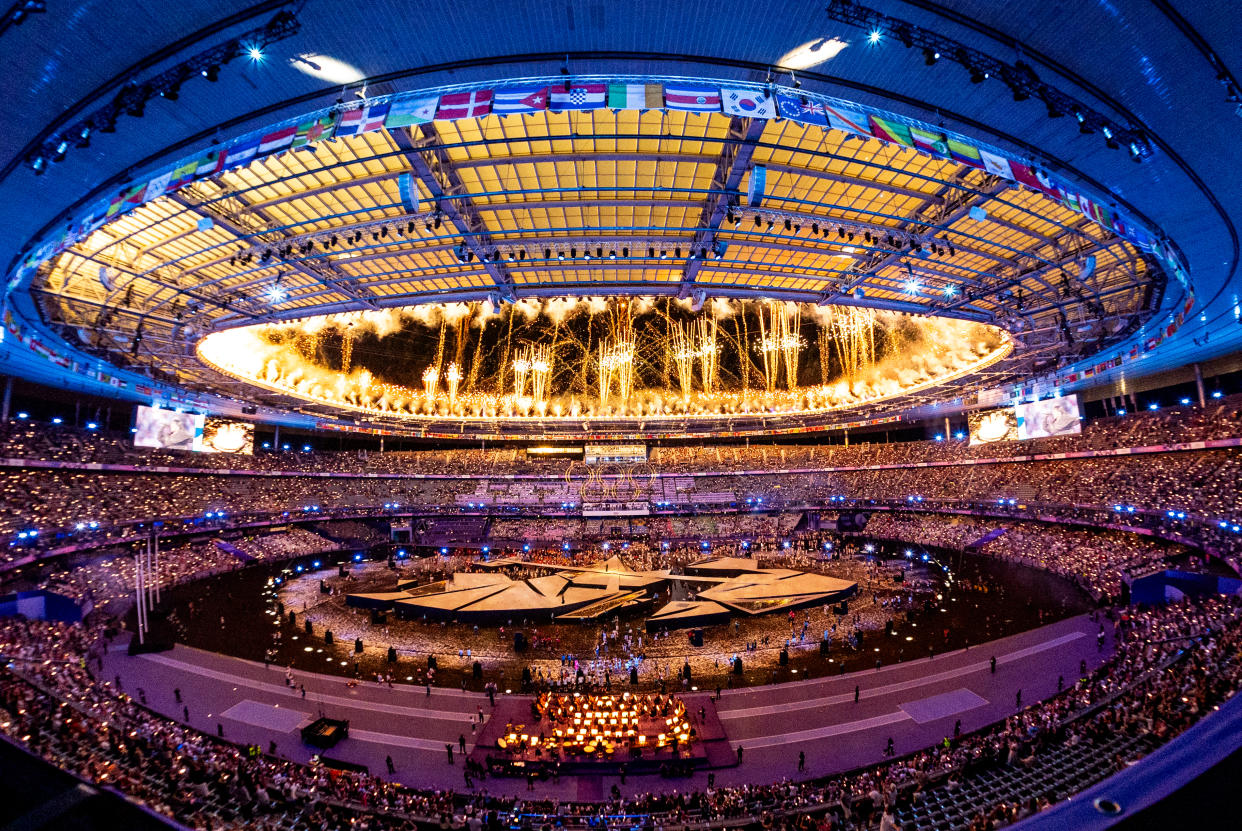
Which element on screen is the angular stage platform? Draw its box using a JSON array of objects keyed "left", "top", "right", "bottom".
[{"left": 347, "top": 555, "right": 855, "bottom": 629}]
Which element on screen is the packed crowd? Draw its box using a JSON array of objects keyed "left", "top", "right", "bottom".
[
  {"left": 33, "top": 542, "right": 243, "bottom": 611},
  {"left": 1, "top": 587, "right": 1238, "bottom": 831},
  {"left": 230, "top": 529, "right": 339, "bottom": 562},
  {"left": 3, "top": 448, "right": 1238, "bottom": 544},
  {"left": 2, "top": 394, "right": 1239, "bottom": 476},
  {"left": 864, "top": 514, "right": 1182, "bottom": 600}
]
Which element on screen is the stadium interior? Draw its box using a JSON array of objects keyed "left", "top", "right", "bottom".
[{"left": 1, "top": 2, "right": 1241, "bottom": 830}]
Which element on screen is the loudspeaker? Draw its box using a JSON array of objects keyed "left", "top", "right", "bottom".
[
  {"left": 473, "top": 661, "right": 483, "bottom": 679},
  {"left": 127, "top": 637, "right": 174, "bottom": 655},
  {"left": 387, "top": 646, "right": 397, "bottom": 663},
  {"left": 630, "top": 666, "right": 639, "bottom": 685},
  {"left": 689, "top": 629, "right": 704, "bottom": 647},
  {"left": 514, "top": 632, "right": 527, "bottom": 652},
  {"left": 733, "top": 657, "right": 743, "bottom": 675},
  {"left": 355, "top": 638, "right": 364, "bottom": 654},
  {"left": 779, "top": 649, "right": 789, "bottom": 666},
  {"left": 836, "top": 511, "right": 872, "bottom": 532},
  {"left": 370, "top": 610, "right": 386, "bottom": 624},
  {"left": 324, "top": 630, "right": 334, "bottom": 645}
]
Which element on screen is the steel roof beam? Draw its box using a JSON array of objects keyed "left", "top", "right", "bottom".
[
  {"left": 392, "top": 125, "right": 515, "bottom": 301},
  {"left": 679, "top": 117, "right": 766, "bottom": 296},
  {"left": 164, "top": 192, "right": 376, "bottom": 324}
]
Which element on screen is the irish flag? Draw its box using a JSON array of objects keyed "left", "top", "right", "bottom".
[{"left": 608, "top": 83, "right": 662, "bottom": 110}]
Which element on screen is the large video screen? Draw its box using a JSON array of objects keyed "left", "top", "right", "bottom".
[
  {"left": 200, "top": 418, "right": 255, "bottom": 454},
  {"left": 1016, "top": 395, "right": 1082, "bottom": 440},
  {"left": 133, "top": 405, "right": 204, "bottom": 451},
  {"left": 968, "top": 408, "right": 1018, "bottom": 446}
]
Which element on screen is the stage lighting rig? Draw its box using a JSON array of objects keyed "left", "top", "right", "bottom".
[
  {"left": 30, "top": 9, "right": 302, "bottom": 173},
  {"left": 825, "top": 0, "right": 1152, "bottom": 160}
]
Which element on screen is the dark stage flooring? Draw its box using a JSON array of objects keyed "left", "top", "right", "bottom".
[{"left": 103, "top": 614, "right": 1109, "bottom": 801}]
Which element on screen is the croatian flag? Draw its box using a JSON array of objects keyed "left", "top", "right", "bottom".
[
  {"left": 492, "top": 85, "right": 549, "bottom": 115},
  {"left": 549, "top": 83, "right": 607, "bottom": 111}
]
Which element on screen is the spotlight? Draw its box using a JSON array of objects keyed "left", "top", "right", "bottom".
[
  {"left": 52, "top": 140, "right": 68, "bottom": 162},
  {"left": 969, "top": 67, "right": 987, "bottom": 83},
  {"left": 74, "top": 126, "right": 91, "bottom": 149},
  {"left": 923, "top": 48, "right": 939, "bottom": 65},
  {"left": 161, "top": 82, "right": 180, "bottom": 101},
  {"left": 1046, "top": 100, "right": 1064, "bottom": 118},
  {"left": 867, "top": 29, "right": 882, "bottom": 45},
  {"left": 202, "top": 64, "right": 220, "bottom": 82},
  {"left": 1075, "top": 111, "right": 1093, "bottom": 134},
  {"left": 1011, "top": 86, "right": 1029, "bottom": 102},
  {"left": 248, "top": 46, "right": 264, "bottom": 61}
]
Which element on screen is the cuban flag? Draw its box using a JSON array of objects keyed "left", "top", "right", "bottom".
[
  {"left": 774, "top": 92, "right": 827, "bottom": 125},
  {"left": 665, "top": 84, "right": 721, "bottom": 113},
  {"left": 437, "top": 90, "right": 493, "bottom": 120},
  {"left": 721, "top": 88, "right": 776, "bottom": 119},
  {"left": 493, "top": 85, "right": 548, "bottom": 114},
  {"left": 549, "top": 83, "right": 606, "bottom": 111}
]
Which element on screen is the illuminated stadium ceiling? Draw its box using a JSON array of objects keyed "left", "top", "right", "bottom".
[
  {"left": 4, "top": 0, "right": 1237, "bottom": 438},
  {"left": 22, "top": 82, "right": 1164, "bottom": 436}
]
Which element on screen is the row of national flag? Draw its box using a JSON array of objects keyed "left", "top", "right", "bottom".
[{"left": 43, "top": 81, "right": 1183, "bottom": 307}]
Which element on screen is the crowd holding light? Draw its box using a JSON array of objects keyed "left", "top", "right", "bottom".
[{"left": 496, "top": 692, "right": 695, "bottom": 759}]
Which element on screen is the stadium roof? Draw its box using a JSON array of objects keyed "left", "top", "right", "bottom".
[{"left": 1, "top": 0, "right": 1238, "bottom": 430}]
